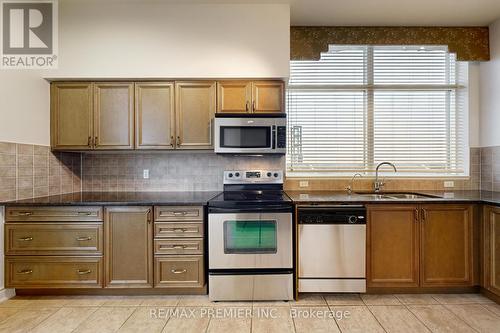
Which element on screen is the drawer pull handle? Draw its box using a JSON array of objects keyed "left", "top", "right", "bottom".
[
  {"left": 171, "top": 269, "right": 187, "bottom": 274},
  {"left": 172, "top": 228, "right": 188, "bottom": 232},
  {"left": 16, "top": 269, "right": 33, "bottom": 275},
  {"left": 173, "top": 211, "right": 189, "bottom": 216},
  {"left": 172, "top": 245, "right": 188, "bottom": 249},
  {"left": 78, "top": 212, "right": 92, "bottom": 216},
  {"left": 76, "top": 236, "right": 92, "bottom": 241},
  {"left": 77, "top": 269, "right": 92, "bottom": 275},
  {"left": 19, "top": 212, "right": 33, "bottom": 216},
  {"left": 18, "top": 237, "right": 33, "bottom": 241}
]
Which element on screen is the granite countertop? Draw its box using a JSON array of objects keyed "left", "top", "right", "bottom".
[
  {"left": 285, "top": 190, "right": 500, "bottom": 207},
  {"left": 1, "top": 191, "right": 221, "bottom": 206}
]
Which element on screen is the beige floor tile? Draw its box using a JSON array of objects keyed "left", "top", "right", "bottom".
[
  {"left": 178, "top": 295, "right": 215, "bottom": 307},
  {"left": 118, "top": 307, "right": 170, "bottom": 333},
  {"left": 206, "top": 308, "right": 252, "bottom": 333},
  {"left": 361, "top": 294, "right": 401, "bottom": 305},
  {"left": 72, "top": 306, "right": 136, "bottom": 333},
  {"left": 291, "top": 306, "right": 340, "bottom": 333},
  {"left": 482, "top": 303, "right": 500, "bottom": 317},
  {"left": 395, "top": 294, "right": 439, "bottom": 305},
  {"left": 252, "top": 300, "right": 291, "bottom": 307},
  {"left": 30, "top": 307, "right": 98, "bottom": 333},
  {"left": 26, "top": 296, "right": 70, "bottom": 307},
  {"left": 101, "top": 296, "right": 147, "bottom": 307},
  {"left": 161, "top": 309, "right": 210, "bottom": 333},
  {"left": 324, "top": 294, "right": 364, "bottom": 306},
  {"left": 0, "top": 307, "right": 58, "bottom": 333},
  {"left": 252, "top": 307, "right": 295, "bottom": 333},
  {"left": 330, "top": 305, "right": 384, "bottom": 333},
  {"left": 0, "top": 297, "right": 33, "bottom": 308},
  {"left": 369, "top": 305, "right": 430, "bottom": 333},
  {"left": 0, "top": 307, "right": 22, "bottom": 322},
  {"left": 407, "top": 305, "right": 475, "bottom": 333},
  {"left": 432, "top": 293, "right": 494, "bottom": 304},
  {"left": 445, "top": 304, "right": 500, "bottom": 333},
  {"left": 59, "top": 295, "right": 110, "bottom": 307},
  {"left": 140, "top": 296, "right": 180, "bottom": 307},
  {"left": 292, "top": 294, "right": 327, "bottom": 306}
]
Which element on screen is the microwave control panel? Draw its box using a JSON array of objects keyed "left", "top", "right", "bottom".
[{"left": 277, "top": 126, "right": 286, "bottom": 148}]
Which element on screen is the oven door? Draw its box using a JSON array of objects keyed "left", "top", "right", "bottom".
[{"left": 208, "top": 212, "right": 292, "bottom": 269}]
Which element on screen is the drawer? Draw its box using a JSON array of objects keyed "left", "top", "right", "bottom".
[
  {"left": 6, "top": 206, "right": 103, "bottom": 222},
  {"left": 155, "top": 238, "right": 203, "bottom": 255},
  {"left": 154, "top": 255, "right": 204, "bottom": 288},
  {"left": 5, "top": 223, "right": 103, "bottom": 255},
  {"left": 155, "top": 222, "right": 203, "bottom": 238},
  {"left": 154, "top": 206, "right": 203, "bottom": 221},
  {"left": 5, "top": 256, "right": 103, "bottom": 288}
]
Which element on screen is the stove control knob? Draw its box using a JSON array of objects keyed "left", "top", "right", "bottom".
[
  {"left": 348, "top": 215, "right": 358, "bottom": 224},
  {"left": 267, "top": 172, "right": 272, "bottom": 177},
  {"left": 235, "top": 172, "right": 240, "bottom": 177},
  {"left": 315, "top": 216, "right": 323, "bottom": 223},
  {"left": 228, "top": 173, "right": 233, "bottom": 178},
  {"left": 273, "top": 173, "right": 279, "bottom": 178}
]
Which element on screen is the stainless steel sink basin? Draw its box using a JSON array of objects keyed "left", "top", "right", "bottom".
[{"left": 355, "top": 192, "right": 440, "bottom": 200}]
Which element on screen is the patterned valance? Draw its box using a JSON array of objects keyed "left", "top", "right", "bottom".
[{"left": 291, "top": 26, "right": 490, "bottom": 62}]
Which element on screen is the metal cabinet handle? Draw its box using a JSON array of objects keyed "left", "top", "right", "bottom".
[
  {"left": 252, "top": 101, "right": 256, "bottom": 112},
  {"left": 18, "top": 236, "right": 33, "bottom": 241},
  {"left": 173, "top": 211, "right": 188, "bottom": 216},
  {"left": 78, "top": 212, "right": 92, "bottom": 216},
  {"left": 76, "top": 236, "right": 92, "bottom": 241},
  {"left": 147, "top": 209, "right": 152, "bottom": 224},
  {"left": 176, "top": 136, "right": 181, "bottom": 147},
  {"left": 76, "top": 269, "right": 91, "bottom": 275},
  {"left": 170, "top": 136, "right": 175, "bottom": 147},
  {"left": 16, "top": 269, "right": 33, "bottom": 275},
  {"left": 171, "top": 269, "right": 187, "bottom": 274},
  {"left": 414, "top": 208, "right": 419, "bottom": 223},
  {"left": 172, "top": 245, "right": 188, "bottom": 249},
  {"left": 88, "top": 136, "right": 92, "bottom": 147},
  {"left": 19, "top": 212, "right": 33, "bottom": 216},
  {"left": 422, "top": 208, "right": 427, "bottom": 221},
  {"left": 245, "top": 101, "right": 249, "bottom": 112},
  {"left": 94, "top": 136, "right": 98, "bottom": 146},
  {"left": 173, "top": 228, "right": 188, "bottom": 232}
]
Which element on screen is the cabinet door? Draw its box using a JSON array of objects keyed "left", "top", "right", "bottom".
[
  {"left": 51, "top": 83, "right": 93, "bottom": 150},
  {"left": 175, "top": 81, "right": 216, "bottom": 149},
  {"left": 485, "top": 206, "right": 500, "bottom": 295},
  {"left": 216, "top": 81, "right": 251, "bottom": 113},
  {"left": 135, "top": 82, "right": 175, "bottom": 149},
  {"left": 104, "top": 206, "right": 153, "bottom": 288},
  {"left": 420, "top": 204, "right": 474, "bottom": 287},
  {"left": 251, "top": 81, "right": 284, "bottom": 113},
  {"left": 367, "top": 205, "right": 420, "bottom": 287},
  {"left": 94, "top": 83, "right": 134, "bottom": 149}
]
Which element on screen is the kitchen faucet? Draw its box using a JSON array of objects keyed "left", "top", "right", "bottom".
[
  {"left": 345, "top": 173, "right": 362, "bottom": 195},
  {"left": 374, "top": 162, "right": 397, "bottom": 192}
]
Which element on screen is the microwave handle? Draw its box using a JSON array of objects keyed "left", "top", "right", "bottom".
[{"left": 272, "top": 125, "right": 276, "bottom": 149}]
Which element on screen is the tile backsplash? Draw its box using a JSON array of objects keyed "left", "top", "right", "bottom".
[
  {"left": 0, "top": 142, "right": 81, "bottom": 202},
  {"left": 480, "top": 145, "right": 500, "bottom": 191},
  {"left": 81, "top": 152, "right": 284, "bottom": 192}
]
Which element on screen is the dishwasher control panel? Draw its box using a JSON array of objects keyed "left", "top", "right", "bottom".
[{"left": 297, "top": 205, "right": 366, "bottom": 225}]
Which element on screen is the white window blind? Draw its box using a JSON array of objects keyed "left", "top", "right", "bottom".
[{"left": 287, "top": 45, "right": 468, "bottom": 176}]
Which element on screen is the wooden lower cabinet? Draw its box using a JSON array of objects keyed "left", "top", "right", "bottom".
[
  {"left": 104, "top": 206, "right": 153, "bottom": 288},
  {"left": 484, "top": 205, "right": 500, "bottom": 296},
  {"left": 154, "top": 255, "right": 205, "bottom": 288},
  {"left": 367, "top": 203, "right": 475, "bottom": 289},
  {"left": 367, "top": 205, "right": 419, "bottom": 287},
  {"left": 5, "top": 256, "right": 103, "bottom": 288}
]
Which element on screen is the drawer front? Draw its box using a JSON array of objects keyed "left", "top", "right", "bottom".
[
  {"left": 6, "top": 206, "right": 103, "bottom": 222},
  {"left": 155, "top": 222, "right": 203, "bottom": 238},
  {"left": 5, "top": 256, "right": 103, "bottom": 288},
  {"left": 154, "top": 206, "right": 203, "bottom": 221},
  {"left": 5, "top": 223, "right": 103, "bottom": 255},
  {"left": 154, "top": 255, "right": 204, "bottom": 288},
  {"left": 155, "top": 239, "right": 203, "bottom": 255}
]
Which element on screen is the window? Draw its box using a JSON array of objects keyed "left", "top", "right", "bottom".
[{"left": 287, "top": 45, "right": 468, "bottom": 177}]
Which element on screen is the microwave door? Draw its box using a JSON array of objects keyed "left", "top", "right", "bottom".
[{"left": 217, "top": 126, "right": 273, "bottom": 153}]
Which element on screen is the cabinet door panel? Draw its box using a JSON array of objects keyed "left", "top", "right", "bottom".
[
  {"left": 51, "top": 83, "right": 93, "bottom": 150},
  {"left": 104, "top": 206, "right": 153, "bottom": 288},
  {"left": 367, "top": 205, "right": 419, "bottom": 287},
  {"left": 135, "top": 82, "right": 175, "bottom": 149},
  {"left": 420, "top": 204, "right": 473, "bottom": 287},
  {"left": 485, "top": 206, "right": 500, "bottom": 295},
  {"left": 252, "top": 81, "right": 284, "bottom": 113},
  {"left": 94, "top": 83, "right": 134, "bottom": 149},
  {"left": 217, "top": 81, "right": 251, "bottom": 113},
  {"left": 175, "top": 81, "right": 216, "bottom": 149}
]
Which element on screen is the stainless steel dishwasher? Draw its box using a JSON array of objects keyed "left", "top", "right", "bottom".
[{"left": 298, "top": 205, "right": 366, "bottom": 293}]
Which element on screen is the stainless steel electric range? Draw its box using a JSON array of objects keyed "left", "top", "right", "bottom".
[{"left": 207, "top": 170, "right": 293, "bottom": 301}]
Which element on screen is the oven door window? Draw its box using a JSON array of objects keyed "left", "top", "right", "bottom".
[
  {"left": 220, "top": 126, "right": 271, "bottom": 148},
  {"left": 223, "top": 220, "right": 277, "bottom": 254}
]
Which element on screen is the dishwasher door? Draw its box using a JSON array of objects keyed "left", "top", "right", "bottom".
[{"left": 298, "top": 224, "right": 366, "bottom": 292}]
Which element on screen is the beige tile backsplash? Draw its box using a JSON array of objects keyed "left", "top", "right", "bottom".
[
  {"left": 0, "top": 142, "right": 81, "bottom": 202},
  {"left": 480, "top": 145, "right": 500, "bottom": 191}
]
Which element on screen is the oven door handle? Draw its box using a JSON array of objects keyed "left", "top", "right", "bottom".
[{"left": 208, "top": 205, "right": 292, "bottom": 214}]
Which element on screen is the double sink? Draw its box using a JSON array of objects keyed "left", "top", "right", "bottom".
[{"left": 354, "top": 192, "right": 441, "bottom": 200}]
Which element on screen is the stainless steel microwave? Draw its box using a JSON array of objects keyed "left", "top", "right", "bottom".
[{"left": 214, "top": 115, "right": 286, "bottom": 154}]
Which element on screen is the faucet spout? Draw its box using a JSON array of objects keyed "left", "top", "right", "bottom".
[{"left": 374, "top": 162, "right": 397, "bottom": 192}]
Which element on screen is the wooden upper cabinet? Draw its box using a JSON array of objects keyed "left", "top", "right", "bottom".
[
  {"left": 175, "top": 81, "right": 216, "bottom": 149},
  {"left": 51, "top": 83, "right": 93, "bottom": 150},
  {"left": 252, "top": 81, "right": 284, "bottom": 113},
  {"left": 367, "top": 205, "right": 420, "bottom": 288},
  {"left": 217, "top": 81, "right": 251, "bottom": 113},
  {"left": 94, "top": 83, "right": 134, "bottom": 150},
  {"left": 420, "top": 204, "right": 474, "bottom": 287},
  {"left": 484, "top": 205, "right": 500, "bottom": 296},
  {"left": 104, "top": 206, "right": 153, "bottom": 288},
  {"left": 135, "top": 82, "right": 175, "bottom": 149}
]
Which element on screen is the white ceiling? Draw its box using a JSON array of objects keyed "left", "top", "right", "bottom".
[{"left": 153, "top": 0, "right": 500, "bottom": 26}]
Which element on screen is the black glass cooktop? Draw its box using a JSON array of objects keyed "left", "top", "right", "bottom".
[{"left": 209, "top": 190, "right": 291, "bottom": 203}]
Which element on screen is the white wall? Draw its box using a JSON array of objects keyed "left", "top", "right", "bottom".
[
  {"left": 0, "top": 1, "right": 290, "bottom": 145},
  {"left": 468, "top": 62, "right": 481, "bottom": 148},
  {"left": 479, "top": 18, "right": 500, "bottom": 147}
]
